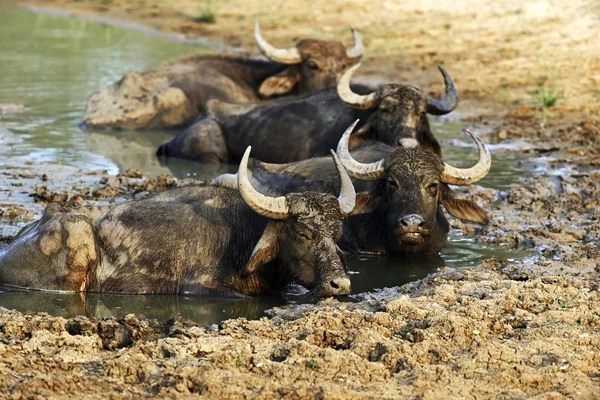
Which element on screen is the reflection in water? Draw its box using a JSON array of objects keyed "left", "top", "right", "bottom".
[
  {"left": 0, "top": 239, "right": 529, "bottom": 325},
  {"left": 84, "top": 128, "right": 236, "bottom": 179},
  {"left": 0, "top": 4, "right": 533, "bottom": 325},
  {"left": 0, "top": 4, "right": 204, "bottom": 169}
]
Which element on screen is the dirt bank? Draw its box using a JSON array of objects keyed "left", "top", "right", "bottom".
[
  {"left": 17, "top": 0, "right": 600, "bottom": 122},
  {"left": 1, "top": 252, "right": 599, "bottom": 398},
  {"left": 1, "top": 0, "right": 599, "bottom": 398}
]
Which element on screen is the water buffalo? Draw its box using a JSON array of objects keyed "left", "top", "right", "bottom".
[
  {"left": 81, "top": 23, "right": 364, "bottom": 130},
  {"left": 0, "top": 148, "right": 356, "bottom": 299},
  {"left": 156, "top": 63, "right": 458, "bottom": 164},
  {"left": 212, "top": 121, "right": 490, "bottom": 255}
]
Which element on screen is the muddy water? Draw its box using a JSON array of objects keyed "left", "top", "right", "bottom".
[{"left": 0, "top": 4, "right": 531, "bottom": 325}]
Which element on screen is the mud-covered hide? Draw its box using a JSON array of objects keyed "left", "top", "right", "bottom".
[
  {"left": 81, "top": 56, "right": 286, "bottom": 130},
  {"left": 215, "top": 144, "right": 488, "bottom": 255},
  {"left": 0, "top": 185, "right": 351, "bottom": 298}
]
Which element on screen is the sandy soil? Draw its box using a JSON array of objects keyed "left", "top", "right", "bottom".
[{"left": 1, "top": 0, "right": 599, "bottom": 398}]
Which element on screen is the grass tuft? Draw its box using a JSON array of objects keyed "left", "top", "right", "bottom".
[
  {"left": 193, "top": 1, "right": 217, "bottom": 24},
  {"left": 536, "top": 83, "right": 563, "bottom": 121}
]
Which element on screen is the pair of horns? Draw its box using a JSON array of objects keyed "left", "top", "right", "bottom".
[
  {"left": 254, "top": 22, "right": 364, "bottom": 64},
  {"left": 337, "top": 120, "right": 491, "bottom": 185},
  {"left": 337, "top": 64, "right": 459, "bottom": 115},
  {"left": 237, "top": 147, "right": 356, "bottom": 219}
]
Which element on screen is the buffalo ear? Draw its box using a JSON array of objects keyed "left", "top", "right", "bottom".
[
  {"left": 245, "top": 222, "right": 282, "bottom": 273},
  {"left": 441, "top": 185, "right": 489, "bottom": 225},
  {"left": 350, "top": 192, "right": 381, "bottom": 215},
  {"left": 258, "top": 68, "right": 300, "bottom": 97}
]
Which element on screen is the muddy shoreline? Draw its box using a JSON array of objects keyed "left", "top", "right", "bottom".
[{"left": 1, "top": 0, "right": 599, "bottom": 398}]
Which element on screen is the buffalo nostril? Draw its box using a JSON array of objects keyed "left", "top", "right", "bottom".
[
  {"left": 400, "top": 215, "right": 425, "bottom": 230},
  {"left": 328, "top": 278, "right": 351, "bottom": 295}
]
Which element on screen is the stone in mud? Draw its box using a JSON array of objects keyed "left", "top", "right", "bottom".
[{"left": 98, "top": 318, "right": 133, "bottom": 350}]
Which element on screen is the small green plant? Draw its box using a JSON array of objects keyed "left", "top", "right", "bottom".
[
  {"left": 193, "top": 1, "right": 217, "bottom": 24},
  {"left": 305, "top": 360, "right": 317, "bottom": 369},
  {"left": 536, "top": 83, "right": 563, "bottom": 121},
  {"left": 235, "top": 360, "right": 245, "bottom": 367},
  {"left": 571, "top": 322, "right": 586, "bottom": 332}
]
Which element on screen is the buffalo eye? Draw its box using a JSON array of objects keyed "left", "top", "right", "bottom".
[
  {"left": 427, "top": 182, "right": 439, "bottom": 196},
  {"left": 379, "top": 104, "right": 393, "bottom": 114},
  {"left": 307, "top": 60, "right": 320, "bottom": 70},
  {"left": 299, "top": 229, "right": 314, "bottom": 241},
  {"left": 386, "top": 177, "right": 398, "bottom": 188}
]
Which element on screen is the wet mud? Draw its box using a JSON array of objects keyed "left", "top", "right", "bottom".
[{"left": 1, "top": 0, "right": 599, "bottom": 397}]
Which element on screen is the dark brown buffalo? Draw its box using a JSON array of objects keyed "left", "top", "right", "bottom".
[
  {"left": 212, "top": 122, "right": 491, "bottom": 255},
  {"left": 81, "top": 23, "right": 364, "bottom": 130},
  {"left": 156, "top": 63, "right": 457, "bottom": 164},
  {"left": 0, "top": 148, "right": 357, "bottom": 299}
]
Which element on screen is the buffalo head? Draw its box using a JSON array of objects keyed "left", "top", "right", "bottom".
[
  {"left": 336, "top": 63, "right": 459, "bottom": 155},
  {"left": 255, "top": 22, "right": 364, "bottom": 97},
  {"left": 238, "top": 146, "right": 355, "bottom": 298},
  {"left": 337, "top": 121, "right": 490, "bottom": 254}
]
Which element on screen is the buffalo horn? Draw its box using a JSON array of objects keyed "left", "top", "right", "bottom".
[
  {"left": 440, "top": 129, "right": 491, "bottom": 185},
  {"left": 426, "top": 66, "right": 459, "bottom": 115},
  {"left": 335, "top": 120, "right": 385, "bottom": 180},
  {"left": 330, "top": 150, "right": 356, "bottom": 215},
  {"left": 238, "top": 146, "right": 290, "bottom": 219},
  {"left": 254, "top": 22, "right": 302, "bottom": 64},
  {"left": 346, "top": 26, "right": 364, "bottom": 59},
  {"left": 337, "top": 64, "right": 378, "bottom": 109}
]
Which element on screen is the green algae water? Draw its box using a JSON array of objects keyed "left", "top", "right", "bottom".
[{"left": 0, "top": 3, "right": 531, "bottom": 325}]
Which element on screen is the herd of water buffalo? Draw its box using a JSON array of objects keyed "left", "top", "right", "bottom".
[{"left": 0, "top": 24, "right": 492, "bottom": 300}]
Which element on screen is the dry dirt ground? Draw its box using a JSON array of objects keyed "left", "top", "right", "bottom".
[{"left": 1, "top": 0, "right": 599, "bottom": 398}]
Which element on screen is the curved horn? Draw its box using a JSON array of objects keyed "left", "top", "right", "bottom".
[
  {"left": 238, "top": 146, "right": 290, "bottom": 219},
  {"left": 346, "top": 26, "right": 364, "bottom": 59},
  {"left": 336, "top": 120, "right": 385, "bottom": 180},
  {"left": 337, "top": 63, "right": 379, "bottom": 110},
  {"left": 440, "top": 129, "right": 491, "bottom": 185},
  {"left": 426, "top": 66, "right": 459, "bottom": 115},
  {"left": 254, "top": 22, "right": 302, "bottom": 64},
  {"left": 330, "top": 150, "right": 356, "bottom": 215}
]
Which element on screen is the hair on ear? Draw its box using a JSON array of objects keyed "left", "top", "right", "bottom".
[
  {"left": 350, "top": 192, "right": 381, "bottom": 216},
  {"left": 245, "top": 222, "right": 282, "bottom": 273},
  {"left": 441, "top": 185, "right": 489, "bottom": 225},
  {"left": 258, "top": 68, "right": 300, "bottom": 97}
]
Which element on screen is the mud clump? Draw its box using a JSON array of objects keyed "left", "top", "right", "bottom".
[
  {"left": 0, "top": 204, "right": 33, "bottom": 221},
  {"left": 93, "top": 170, "right": 179, "bottom": 199},
  {"left": 30, "top": 185, "right": 84, "bottom": 205},
  {"left": 27, "top": 170, "right": 180, "bottom": 204}
]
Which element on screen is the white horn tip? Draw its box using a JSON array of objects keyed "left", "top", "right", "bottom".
[{"left": 347, "top": 119, "right": 360, "bottom": 133}]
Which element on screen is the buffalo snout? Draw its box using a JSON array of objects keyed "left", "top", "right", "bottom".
[
  {"left": 325, "top": 277, "right": 351, "bottom": 296},
  {"left": 400, "top": 214, "right": 425, "bottom": 231},
  {"left": 396, "top": 214, "right": 430, "bottom": 245}
]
